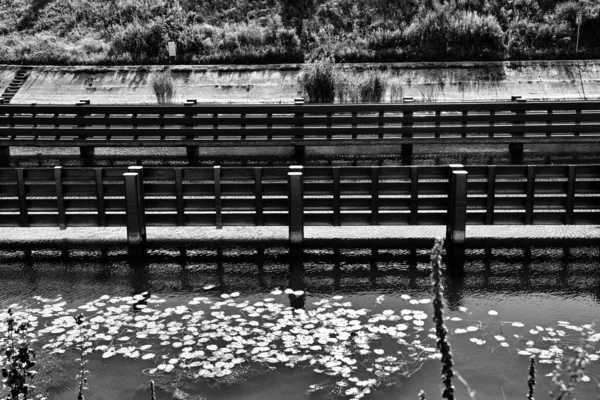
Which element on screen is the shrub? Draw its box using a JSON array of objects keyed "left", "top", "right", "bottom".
[
  {"left": 297, "top": 58, "right": 336, "bottom": 103},
  {"left": 506, "top": 18, "right": 572, "bottom": 59},
  {"left": 110, "top": 20, "right": 166, "bottom": 63},
  {"left": 403, "top": 5, "right": 505, "bottom": 61},
  {"left": 150, "top": 69, "right": 176, "bottom": 104}
]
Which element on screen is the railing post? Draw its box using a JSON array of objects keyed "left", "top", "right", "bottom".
[
  {"left": 128, "top": 166, "right": 147, "bottom": 242},
  {"left": 54, "top": 166, "right": 66, "bottom": 230},
  {"left": 446, "top": 170, "right": 468, "bottom": 246},
  {"left": 0, "top": 146, "right": 9, "bottom": 167},
  {"left": 124, "top": 172, "right": 146, "bottom": 249},
  {"left": 446, "top": 170, "right": 467, "bottom": 276},
  {"left": 76, "top": 100, "right": 94, "bottom": 166},
  {"left": 288, "top": 171, "right": 304, "bottom": 245},
  {"left": 401, "top": 109, "right": 414, "bottom": 164},
  {"left": 510, "top": 98, "right": 526, "bottom": 164},
  {"left": 184, "top": 101, "right": 199, "bottom": 161}
]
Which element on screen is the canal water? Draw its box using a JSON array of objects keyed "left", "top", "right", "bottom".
[{"left": 1, "top": 241, "right": 599, "bottom": 399}]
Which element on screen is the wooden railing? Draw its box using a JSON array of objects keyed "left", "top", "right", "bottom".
[
  {"left": 1, "top": 101, "right": 600, "bottom": 164},
  {"left": 1, "top": 164, "right": 598, "bottom": 228}
]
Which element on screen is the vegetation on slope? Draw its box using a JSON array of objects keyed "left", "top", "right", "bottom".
[{"left": 0, "top": 0, "right": 598, "bottom": 65}]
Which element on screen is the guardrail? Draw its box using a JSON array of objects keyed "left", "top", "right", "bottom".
[{"left": 1, "top": 101, "right": 600, "bottom": 165}]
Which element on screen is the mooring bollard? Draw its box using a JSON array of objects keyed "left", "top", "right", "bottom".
[
  {"left": 288, "top": 171, "right": 304, "bottom": 245},
  {"left": 124, "top": 172, "right": 146, "bottom": 248},
  {"left": 446, "top": 170, "right": 468, "bottom": 247}
]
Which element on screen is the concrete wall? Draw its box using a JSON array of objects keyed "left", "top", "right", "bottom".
[{"left": 4, "top": 60, "right": 600, "bottom": 104}]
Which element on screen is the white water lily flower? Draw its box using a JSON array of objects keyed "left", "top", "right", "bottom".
[
  {"left": 455, "top": 329, "right": 467, "bottom": 334},
  {"left": 500, "top": 342, "right": 509, "bottom": 348},
  {"left": 512, "top": 322, "right": 525, "bottom": 327},
  {"left": 488, "top": 310, "right": 498, "bottom": 316},
  {"left": 466, "top": 326, "right": 478, "bottom": 332},
  {"left": 494, "top": 335, "right": 505, "bottom": 341},
  {"left": 401, "top": 295, "right": 411, "bottom": 300},
  {"left": 271, "top": 289, "right": 283, "bottom": 295},
  {"left": 230, "top": 292, "right": 240, "bottom": 298},
  {"left": 373, "top": 349, "right": 384, "bottom": 355},
  {"left": 518, "top": 350, "right": 532, "bottom": 356}
]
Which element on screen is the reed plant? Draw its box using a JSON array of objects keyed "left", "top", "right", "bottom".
[
  {"left": 74, "top": 314, "right": 88, "bottom": 400},
  {"left": 528, "top": 356, "right": 536, "bottom": 400},
  {"left": 429, "top": 237, "right": 456, "bottom": 400},
  {"left": 150, "top": 69, "right": 176, "bottom": 104},
  {"left": 297, "top": 58, "right": 336, "bottom": 103}
]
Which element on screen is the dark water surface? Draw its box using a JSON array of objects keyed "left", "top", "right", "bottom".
[{"left": 1, "top": 241, "right": 599, "bottom": 399}]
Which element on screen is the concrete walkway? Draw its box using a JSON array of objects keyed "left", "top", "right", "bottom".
[{"left": 0, "top": 225, "right": 598, "bottom": 246}]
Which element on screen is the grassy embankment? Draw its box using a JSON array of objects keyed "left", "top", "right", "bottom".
[{"left": 0, "top": 0, "right": 599, "bottom": 66}]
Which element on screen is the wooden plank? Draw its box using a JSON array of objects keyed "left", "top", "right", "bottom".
[
  {"left": 565, "top": 165, "right": 576, "bottom": 225},
  {"left": 175, "top": 167, "right": 184, "bottom": 226},
  {"left": 525, "top": 165, "right": 535, "bottom": 224},
  {"left": 214, "top": 166, "right": 222, "bottom": 229},
  {"left": 370, "top": 166, "right": 379, "bottom": 225},
  {"left": 254, "top": 167, "right": 263, "bottom": 225},
  {"left": 486, "top": 166, "right": 496, "bottom": 225},
  {"left": 16, "top": 168, "right": 27, "bottom": 227},
  {"left": 54, "top": 166, "right": 66, "bottom": 229}
]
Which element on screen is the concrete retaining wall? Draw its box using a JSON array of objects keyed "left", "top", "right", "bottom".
[{"left": 1, "top": 60, "right": 599, "bottom": 104}]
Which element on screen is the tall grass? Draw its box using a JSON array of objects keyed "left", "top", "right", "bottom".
[
  {"left": 150, "top": 69, "right": 175, "bottom": 104},
  {"left": 297, "top": 58, "right": 336, "bottom": 103}
]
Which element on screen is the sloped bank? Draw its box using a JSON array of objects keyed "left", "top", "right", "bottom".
[{"left": 1, "top": 60, "right": 599, "bottom": 104}]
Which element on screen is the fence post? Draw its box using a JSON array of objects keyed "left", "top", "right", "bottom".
[
  {"left": 446, "top": 170, "right": 467, "bottom": 276},
  {"left": 124, "top": 172, "right": 146, "bottom": 249},
  {"left": 54, "top": 166, "right": 66, "bottom": 230},
  {"left": 447, "top": 170, "right": 468, "bottom": 246},
  {"left": 128, "top": 166, "right": 147, "bottom": 242},
  {"left": 288, "top": 171, "right": 304, "bottom": 245},
  {"left": 0, "top": 146, "right": 9, "bottom": 167},
  {"left": 76, "top": 100, "right": 94, "bottom": 166},
  {"left": 184, "top": 101, "right": 199, "bottom": 160},
  {"left": 509, "top": 98, "right": 526, "bottom": 163}
]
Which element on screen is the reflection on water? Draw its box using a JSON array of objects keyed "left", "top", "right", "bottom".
[
  {"left": 1, "top": 240, "right": 599, "bottom": 399},
  {"left": 1, "top": 240, "right": 599, "bottom": 307}
]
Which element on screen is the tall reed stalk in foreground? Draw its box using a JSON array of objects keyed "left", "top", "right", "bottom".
[
  {"left": 430, "top": 237, "right": 456, "bottom": 400},
  {"left": 74, "top": 314, "right": 88, "bottom": 400},
  {"left": 527, "top": 356, "right": 536, "bottom": 400}
]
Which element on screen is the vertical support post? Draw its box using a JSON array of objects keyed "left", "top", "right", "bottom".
[
  {"left": 16, "top": 168, "right": 28, "bottom": 227},
  {"left": 54, "top": 166, "right": 66, "bottom": 230},
  {"left": 401, "top": 109, "right": 413, "bottom": 164},
  {"left": 288, "top": 171, "right": 304, "bottom": 245},
  {"left": 175, "top": 167, "right": 184, "bottom": 226},
  {"left": 80, "top": 147, "right": 95, "bottom": 166},
  {"left": 333, "top": 166, "right": 341, "bottom": 226},
  {"left": 128, "top": 166, "right": 146, "bottom": 241},
  {"left": 124, "top": 172, "right": 145, "bottom": 249},
  {"left": 214, "top": 166, "right": 222, "bottom": 229},
  {"left": 254, "top": 167, "right": 263, "bottom": 226},
  {"left": 0, "top": 146, "right": 10, "bottom": 167},
  {"left": 446, "top": 170, "right": 468, "bottom": 276},
  {"left": 486, "top": 166, "right": 496, "bottom": 225},
  {"left": 510, "top": 100, "right": 526, "bottom": 163},
  {"left": 446, "top": 170, "right": 468, "bottom": 246},
  {"left": 409, "top": 166, "right": 418, "bottom": 225},
  {"left": 185, "top": 102, "right": 199, "bottom": 161},
  {"left": 370, "top": 166, "right": 379, "bottom": 225},
  {"left": 525, "top": 165, "right": 535, "bottom": 225},
  {"left": 294, "top": 103, "right": 305, "bottom": 164},
  {"left": 565, "top": 165, "right": 576, "bottom": 225},
  {"left": 95, "top": 168, "right": 106, "bottom": 227}
]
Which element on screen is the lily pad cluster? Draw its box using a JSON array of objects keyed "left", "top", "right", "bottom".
[{"left": 0, "top": 292, "right": 598, "bottom": 399}]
